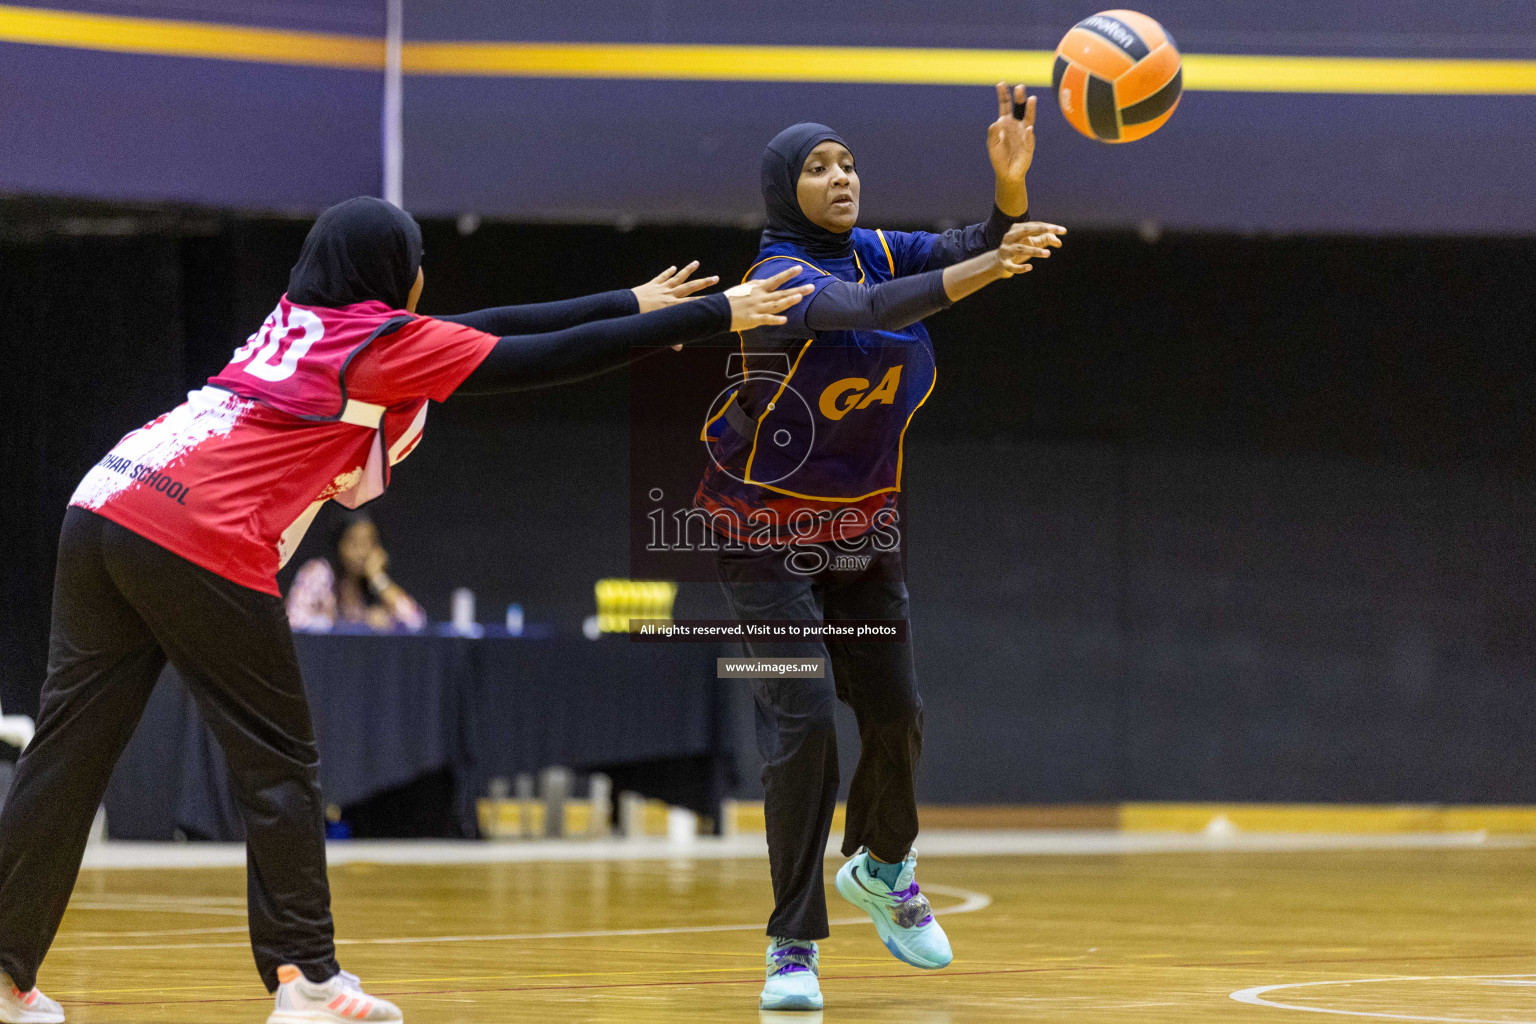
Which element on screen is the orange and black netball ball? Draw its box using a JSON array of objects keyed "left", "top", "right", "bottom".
[{"left": 1053, "top": 10, "right": 1183, "bottom": 142}]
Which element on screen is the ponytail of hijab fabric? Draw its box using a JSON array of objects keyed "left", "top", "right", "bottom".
[
  {"left": 760, "top": 122, "right": 856, "bottom": 261},
  {"left": 287, "top": 196, "right": 423, "bottom": 310}
]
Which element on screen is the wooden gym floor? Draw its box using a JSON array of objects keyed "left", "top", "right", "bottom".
[{"left": 38, "top": 837, "right": 1536, "bottom": 1022}]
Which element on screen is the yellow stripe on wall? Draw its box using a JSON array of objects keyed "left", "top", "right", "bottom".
[
  {"left": 401, "top": 41, "right": 1057, "bottom": 86},
  {"left": 3, "top": 3, "right": 1536, "bottom": 95},
  {"left": 404, "top": 42, "right": 1536, "bottom": 95},
  {"left": 0, "top": 3, "right": 382, "bottom": 69},
  {"left": 1183, "top": 52, "right": 1536, "bottom": 94}
]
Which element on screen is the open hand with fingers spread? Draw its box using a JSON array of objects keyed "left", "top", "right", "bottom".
[
  {"left": 724, "top": 267, "right": 815, "bottom": 332},
  {"left": 996, "top": 221, "right": 1067, "bottom": 277},
  {"left": 988, "top": 82, "right": 1036, "bottom": 216},
  {"left": 989, "top": 83, "right": 1036, "bottom": 182},
  {"left": 632, "top": 261, "right": 720, "bottom": 313}
]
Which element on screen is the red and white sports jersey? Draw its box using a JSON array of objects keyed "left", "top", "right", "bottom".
[{"left": 70, "top": 296, "right": 498, "bottom": 595}]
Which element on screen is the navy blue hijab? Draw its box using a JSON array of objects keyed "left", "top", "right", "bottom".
[
  {"left": 287, "top": 196, "right": 423, "bottom": 310},
  {"left": 760, "top": 122, "right": 855, "bottom": 261}
]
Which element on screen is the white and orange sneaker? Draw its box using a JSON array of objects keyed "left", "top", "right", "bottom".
[
  {"left": 0, "top": 973, "right": 64, "bottom": 1024},
  {"left": 267, "top": 965, "right": 402, "bottom": 1023}
]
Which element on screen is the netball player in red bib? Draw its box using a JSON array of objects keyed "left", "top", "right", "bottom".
[{"left": 0, "top": 197, "right": 808, "bottom": 1024}]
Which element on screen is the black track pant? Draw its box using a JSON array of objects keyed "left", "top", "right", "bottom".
[
  {"left": 0, "top": 508, "right": 337, "bottom": 993},
  {"left": 717, "top": 542, "right": 923, "bottom": 941}
]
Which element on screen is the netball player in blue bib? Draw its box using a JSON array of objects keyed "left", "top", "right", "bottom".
[{"left": 696, "top": 85, "right": 1066, "bottom": 1010}]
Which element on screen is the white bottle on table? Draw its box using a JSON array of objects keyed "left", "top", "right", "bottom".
[{"left": 451, "top": 587, "right": 476, "bottom": 635}]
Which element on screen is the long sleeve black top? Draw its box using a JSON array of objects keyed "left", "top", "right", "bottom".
[
  {"left": 436, "top": 289, "right": 638, "bottom": 336},
  {"left": 799, "top": 205, "right": 1019, "bottom": 333},
  {"left": 452, "top": 293, "right": 730, "bottom": 396}
]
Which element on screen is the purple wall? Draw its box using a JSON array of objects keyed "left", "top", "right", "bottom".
[
  {"left": 24, "top": 0, "right": 380, "bottom": 33},
  {"left": 401, "top": 77, "right": 1536, "bottom": 234},
  {"left": 3, "top": 1, "right": 1534, "bottom": 231},
  {"left": 408, "top": 0, "right": 1536, "bottom": 59},
  {"left": 0, "top": 42, "right": 382, "bottom": 210}
]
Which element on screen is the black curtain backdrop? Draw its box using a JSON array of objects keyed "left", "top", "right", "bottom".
[
  {"left": 3, "top": 206, "right": 1533, "bottom": 802},
  {"left": 3, "top": 234, "right": 184, "bottom": 713}
]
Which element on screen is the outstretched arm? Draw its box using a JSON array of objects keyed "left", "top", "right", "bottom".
[
  {"left": 436, "top": 291, "right": 637, "bottom": 334},
  {"left": 455, "top": 269, "right": 811, "bottom": 396},
  {"left": 436, "top": 263, "right": 719, "bottom": 335},
  {"left": 918, "top": 205, "right": 1018, "bottom": 272},
  {"left": 936, "top": 221, "right": 1064, "bottom": 305},
  {"left": 802, "top": 222, "right": 1065, "bottom": 332}
]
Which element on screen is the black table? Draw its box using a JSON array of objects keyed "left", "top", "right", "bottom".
[{"left": 104, "top": 632, "right": 734, "bottom": 840}]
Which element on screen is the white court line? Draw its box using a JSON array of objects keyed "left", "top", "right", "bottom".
[
  {"left": 67, "top": 893, "right": 245, "bottom": 906},
  {"left": 1232, "top": 974, "right": 1536, "bottom": 1023},
  {"left": 52, "top": 883, "right": 989, "bottom": 954},
  {"left": 60, "top": 926, "right": 250, "bottom": 939},
  {"left": 79, "top": 830, "right": 1520, "bottom": 871},
  {"left": 67, "top": 900, "right": 248, "bottom": 917}
]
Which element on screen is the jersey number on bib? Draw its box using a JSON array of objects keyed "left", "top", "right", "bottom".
[{"left": 230, "top": 305, "right": 325, "bottom": 382}]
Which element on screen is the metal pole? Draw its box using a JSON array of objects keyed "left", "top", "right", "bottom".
[{"left": 381, "top": 0, "right": 404, "bottom": 206}]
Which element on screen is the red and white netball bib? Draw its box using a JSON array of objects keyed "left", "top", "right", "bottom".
[{"left": 72, "top": 297, "right": 496, "bottom": 593}]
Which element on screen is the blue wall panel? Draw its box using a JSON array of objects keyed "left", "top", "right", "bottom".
[
  {"left": 402, "top": 75, "right": 1536, "bottom": 234},
  {"left": 2, "top": 0, "right": 1534, "bottom": 230},
  {"left": 29, "top": 0, "right": 381, "bottom": 33},
  {"left": 408, "top": 0, "right": 1536, "bottom": 58},
  {"left": 399, "top": 0, "right": 1536, "bottom": 231},
  {"left": 0, "top": 41, "right": 382, "bottom": 210}
]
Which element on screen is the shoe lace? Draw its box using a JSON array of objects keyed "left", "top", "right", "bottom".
[
  {"left": 336, "top": 970, "right": 363, "bottom": 992},
  {"left": 889, "top": 882, "right": 935, "bottom": 929},
  {"left": 769, "top": 943, "right": 818, "bottom": 977}
]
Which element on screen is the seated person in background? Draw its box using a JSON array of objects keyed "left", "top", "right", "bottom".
[{"left": 287, "top": 513, "right": 426, "bottom": 632}]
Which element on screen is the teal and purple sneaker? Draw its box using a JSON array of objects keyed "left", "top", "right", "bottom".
[
  {"left": 834, "top": 848, "right": 953, "bottom": 969},
  {"left": 759, "top": 938, "right": 823, "bottom": 1011}
]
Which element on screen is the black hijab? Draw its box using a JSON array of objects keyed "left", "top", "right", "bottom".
[
  {"left": 287, "top": 196, "right": 423, "bottom": 310},
  {"left": 760, "top": 122, "right": 856, "bottom": 261}
]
